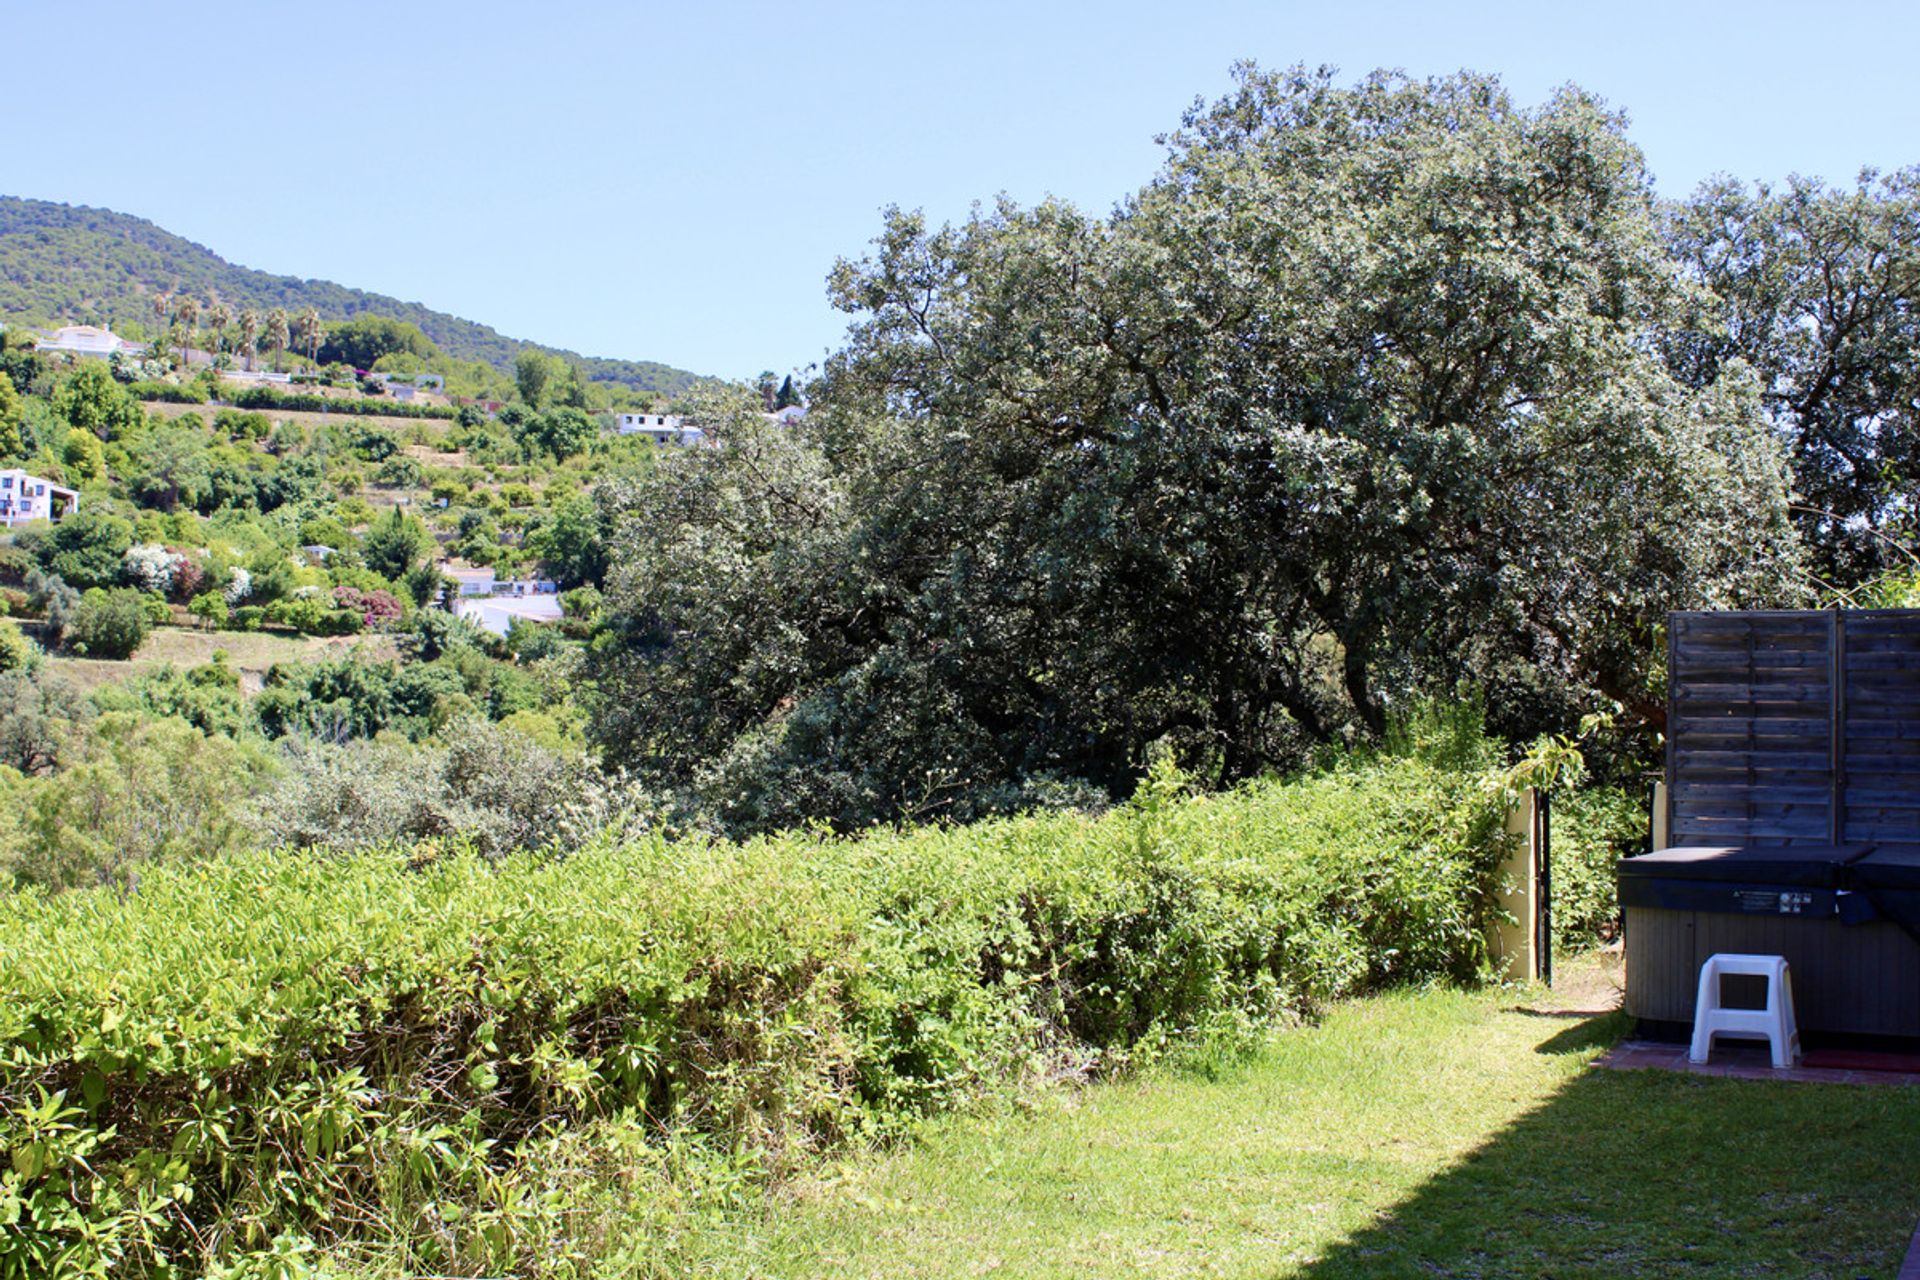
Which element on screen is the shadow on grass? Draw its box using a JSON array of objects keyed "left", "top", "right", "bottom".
[{"left": 1293, "top": 1013, "right": 1920, "bottom": 1280}]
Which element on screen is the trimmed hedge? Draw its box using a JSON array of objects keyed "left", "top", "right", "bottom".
[
  {"left": 230, "top": 386, "right": 456, "bottom": 420},
  {"left": 0, "top": 755, "right": 1512, "bottom": 1277}
]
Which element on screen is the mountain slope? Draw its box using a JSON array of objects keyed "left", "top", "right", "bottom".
[{"left": 0, "top": 196, "right": 710, "bottom": 396}]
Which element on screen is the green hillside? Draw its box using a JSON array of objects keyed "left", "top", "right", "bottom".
[{"left": 0, "top": 195, "right": 710, "bottom": 396}]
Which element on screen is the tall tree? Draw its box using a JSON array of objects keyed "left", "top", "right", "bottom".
[
  {"left": 206, "top": 301, "right": 232, "bottom": 360},
  {"left": 173, "top": 296, "right": 199, "bottom": 368},
  {"left": 265, "top": 307, "right": 291, "bottom": 373},
  {"left": 295, "top": 308, "right": 323, "bottom": 365},
  {"left": 514, "top": 350, "right": 554, "bottom": 408},
  {"left": 1664, "top": 168, "right": 1920, "bottom": 588},
  {"left": 237, "top": 309, "right": 260, "bottom": 373},
  {"left": 360, "top": 506, "right": 435, "bottom": 581},
  {"left": 589, "top": 68, "right": 1801, "bottom": 833}
]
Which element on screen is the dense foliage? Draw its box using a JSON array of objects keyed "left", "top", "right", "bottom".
[
  {"left": 0, "top": 750, "right": 1515, "bottom": 1278},
  {"left": 588, "top": 69, "right": 1803, "bottom": 833},
  {"left": 1665, "top": 168, "right": 1920, "bottom": 584}
]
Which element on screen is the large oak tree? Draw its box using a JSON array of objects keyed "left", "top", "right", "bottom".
[{"left": 590, "top": 68, "right": 1801, "bottom": 832}]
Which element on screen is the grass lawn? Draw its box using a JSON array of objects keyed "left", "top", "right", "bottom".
[
  {"left": 43, "top": 624, "right": 397, "bottom": 695},
  {"left": 710, "top": 954, "right": 1920, "bottom": 1279}
]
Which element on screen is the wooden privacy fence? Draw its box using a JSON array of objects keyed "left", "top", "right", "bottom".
[{"left": 1665, "top": 609, "right": 1920, "bottom": 854}]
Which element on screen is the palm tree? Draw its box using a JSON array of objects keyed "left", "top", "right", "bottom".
[
  {"left": 237, "top": 309, "right": 260, "bottom": 373},
  {"left": 174, "top": 296, "right": 200, "bottom": 368},
  {"left": 148, "top": 291, "right": 173, "bottom": 365},
  {"left": 296, "top": 307, "right": 323, "bottom": 366},
  {"left": 206, "top": 301, "right": 233, "bottom": 361},
  {"left": 265, "top": 308, "right": 291, "bottom": 374}
]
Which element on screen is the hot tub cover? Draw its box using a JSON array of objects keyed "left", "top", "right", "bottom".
[{"left": 1618, "top": 845, "right": 1875, "bottom": 889}]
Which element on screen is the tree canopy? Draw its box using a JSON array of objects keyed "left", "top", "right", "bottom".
[
  {"left": 1664, "top": 167, "right": 1920, "bottom": 587},
  {"left": 317, "top": 315, "right": 441, "bottom": 370},
  {"left": 585, "top": 67, "right": 1803, "bottom": 833}
]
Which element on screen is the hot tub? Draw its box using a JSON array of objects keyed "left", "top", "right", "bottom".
[{"left": 1620, "top": 844, "right": 1920, "bottom": 1041}]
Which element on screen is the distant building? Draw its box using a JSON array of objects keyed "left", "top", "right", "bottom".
[
  {"left": 496, "top": 577, "right": 558, "bottom": 598},
  {"left": 443, "top": 565, "right": 498, "bottom": 597},
  {"left": 34, "top": 325, "right": 144, "bottom": 358},
  {"left": 453, "top": 594, "right": 564, "bottom": 637},
  {"left": 767, "top": 405, "right": 808, "bottom": 426},
  {"left": 0, "top": 469, "right": 79, "bottom": 526},
  {"left": 612, "top": 412, "right": 705, "bottom": 447},
  {"left": 440, "top": 566, "right": 558, "bottom": 600}
]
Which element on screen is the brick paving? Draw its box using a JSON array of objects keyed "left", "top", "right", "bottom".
[{"left": 1597, "top": 1038, "right": 1920, "bottom": 1086}]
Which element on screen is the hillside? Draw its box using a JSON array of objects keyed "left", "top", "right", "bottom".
[{"left": 0, "top": 195, "right": 710, "bottom": 397}]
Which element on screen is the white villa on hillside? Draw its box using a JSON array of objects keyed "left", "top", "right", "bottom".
[
  {"left": 612, "top": 412, "right": 706, "bottom": 447},
  {"left": 34, "top": 325, "right": 144, "bottom": 358},
  {"left": 444, "top": 565, "right": 499, "bottom": 597},
  {"left": 612, "top": 409, "right": 805, "bottom": 446},
  {"left": 614, "top": 412, "right": 698, "bottom": 445},
  {"left": 443, "top": 565, "right": 559, "bottom": 601},
  {"left": 453, "top": 593, "right": 564, "bottom": 636},
  {"left": 0, "top": 469, "right": 79, "bottom": 526}
]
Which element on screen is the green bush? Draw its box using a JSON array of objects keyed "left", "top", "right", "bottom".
[
  {"left": 0, "top": 753, "right": 1513, "bottom": 1277},
  {"left": 64, "top": 587, "right": 150, "bottom": 659},
  {"left": 127, "top": 379, "right": 210, "bottom": 405},
  {"left": 231, "top": 386, "right": 455, "bottom": 420},
  {"left": 0, "top": 618, "right": 33, "bottom": 673},
  {"left": 263, "top": 594, "right": 362, "bottom": 636},
  {"left": 1552, "top": 785, "right": 1648, "bottom": 950}
]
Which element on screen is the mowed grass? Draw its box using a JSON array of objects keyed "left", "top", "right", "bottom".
[{"left": 711, "top": 954, "right": 1920, "bottom": 1279}]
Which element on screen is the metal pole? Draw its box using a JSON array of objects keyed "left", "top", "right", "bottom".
[{"left": 1536, "top": 789, "right": 1553, "bottom": 987}]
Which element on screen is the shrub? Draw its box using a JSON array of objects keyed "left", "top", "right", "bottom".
[
  {"left": 0, "top": 752, "right": 1513, "bottom": 1277},
  {"left": 231, "top": 386, "right": 455, "bottom": 420},
  {"left": 127, "top": 378, "right": 210, "bottom": 405},
  {"left": 230, "top": 604, "right": 265, "bottom": 631},
  {"left": 0, "top": 664, "right": 89, "bottom": 774},
  {"left": 25, "top": 569, "right": 78, "bottom": 647},
  {"left": 65, "top": 587, "right": 150, "bottom": 659},
  {"left": 1552, "top": 785, "right": 1649, "bottom": 949},
  {"left": 189, "top": 591, "right": 230, "bottom": 629},
  {"left": 0, "top": 618, "right": 34, "bottom": 673},
  {"left": 263, "top": 594, "right": 362, "bottom": 637},
  {"left": 2, "top": 713, "right": 258, "bottom": 892}
]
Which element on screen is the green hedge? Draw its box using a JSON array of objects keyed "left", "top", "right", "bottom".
[
  {"left": 230, "top": 386, "right": 456, "bottom": 420},
  {"left": 1552, "top": 785, "right": 1648, "bottom": 949},
  {"left": 0, "top": 756, "right": 1512, "bottom": 1278}
]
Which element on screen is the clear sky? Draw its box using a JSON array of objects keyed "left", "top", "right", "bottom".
[{"left": 8, "top": 1, "right": 1916, "bottom": 381}]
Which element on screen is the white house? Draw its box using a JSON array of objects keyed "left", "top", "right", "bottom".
[
  {"left": 34, "top": 325, "right": 144, "bottom": 358},
  {"left": 612, "top": 412, "right": 705, "bottom": 447},
  {"left": 443, "top": 565, "right": 498, "bottom": 597},
  {"left": 0, "top": 469, "right": 79, "bottom": 526},
  {"left": 496, "top": 577, "right": 558, "bottom": 598},
  {"left": 453, "top": 594, "right": 564, "bottom": 637}
]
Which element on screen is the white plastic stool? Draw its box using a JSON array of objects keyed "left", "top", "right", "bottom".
[{"left": 1689, "top": 953, "right": 1801, "bottom": 1068}]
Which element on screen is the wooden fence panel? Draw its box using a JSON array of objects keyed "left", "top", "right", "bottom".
[
  {"left": 1668, "top": 609, "right": 1920, "bottom": 851},
  {"left": 1668, "top": 611, "right": 1835, "bottom": 847}
]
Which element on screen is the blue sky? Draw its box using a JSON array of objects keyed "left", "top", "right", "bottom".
[{"left": 8, "top": 1, "right": 1916, "bottom": 380}]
